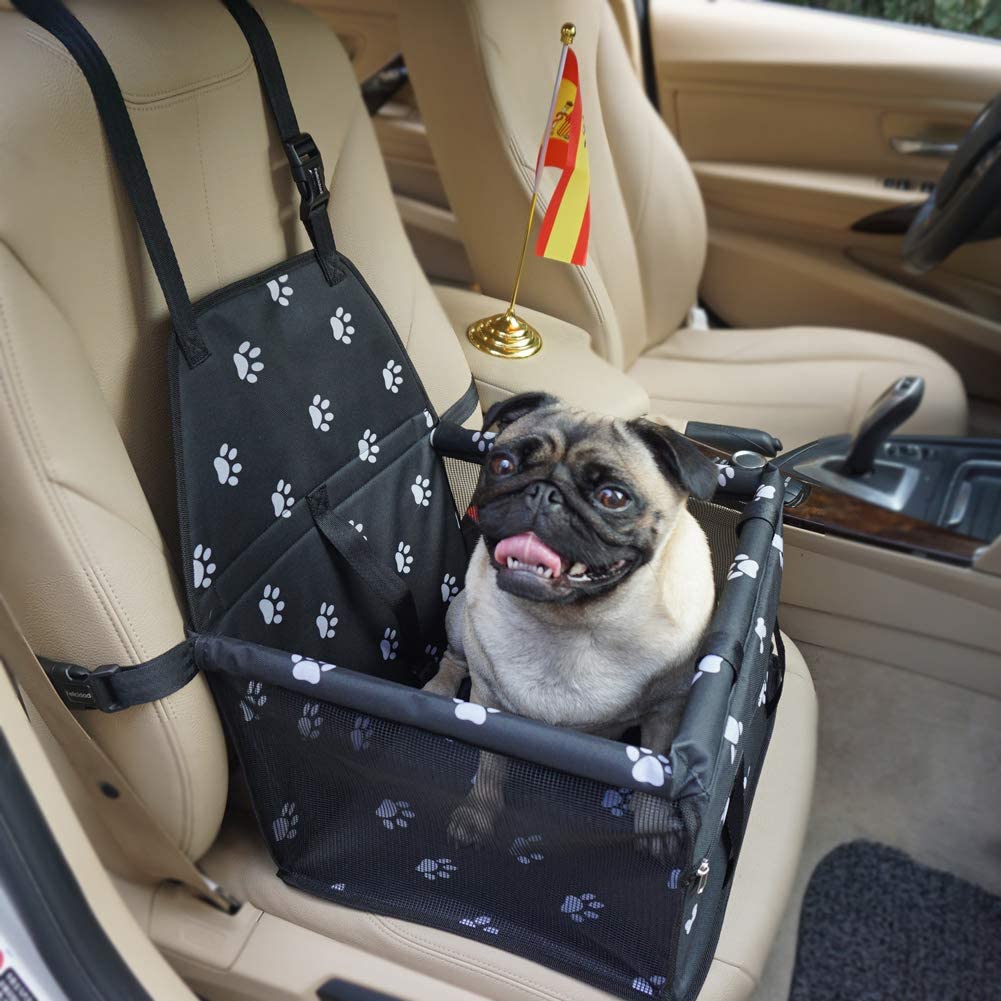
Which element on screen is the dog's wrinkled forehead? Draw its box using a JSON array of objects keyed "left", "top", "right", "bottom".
[
  {"left": 498, "top": 408, "right": 664, "bottom": 488},
  {"left": 483, "top": 392, "right": 718, "bottom": 501}
]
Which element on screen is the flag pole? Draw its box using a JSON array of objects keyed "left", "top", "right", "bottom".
[{"left": 466, "top": 22, "right": 576, "bottom": 359}]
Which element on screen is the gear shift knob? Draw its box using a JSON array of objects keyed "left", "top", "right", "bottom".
[{"left": 843, "top": 375, "right": 925, "bottom": 476}]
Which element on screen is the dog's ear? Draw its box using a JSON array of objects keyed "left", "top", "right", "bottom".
[
  {"left": 628, "top": 419, "right": 718, "bottom": 500},
  {"left": 483, "top": 392, "right": 560, "bottom": 432}
]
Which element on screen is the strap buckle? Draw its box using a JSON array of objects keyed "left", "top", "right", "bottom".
[
  {"left": 283, "top": 132, "right": 329, "bottom": 224},
  {"left": 50, "top": 662, "right": 124, "bottom": 713}
]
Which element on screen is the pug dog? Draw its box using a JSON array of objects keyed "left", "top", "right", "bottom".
[{"left": 425, "top": 392, "right": 718, "bottom": 844}]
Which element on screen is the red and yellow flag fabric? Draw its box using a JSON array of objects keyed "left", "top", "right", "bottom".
[{"left": 534, "top": 47, "right": 590, "bottom": 266}]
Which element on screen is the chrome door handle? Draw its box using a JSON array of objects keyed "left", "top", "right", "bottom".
[{"left": 890, "top": 136, "right": 959, "bottom": 157}]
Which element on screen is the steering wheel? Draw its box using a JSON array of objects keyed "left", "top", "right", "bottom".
[{"left": 902, "top": 92, "right": 1001, "bottom": 272}]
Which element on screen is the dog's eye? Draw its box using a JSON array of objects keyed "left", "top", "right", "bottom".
[
  {"left": 489, "top": 452, "right": 517, "bottom": 476},
  {"left": 596, "top": 485, "right": 631, "bottom": 510}
]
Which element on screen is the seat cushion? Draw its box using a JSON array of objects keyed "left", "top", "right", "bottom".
[
  {"left": 202, "top": 636, "right": 816, "bottom": 1001},
  {"left": 628, "top": 326, "right": 968, "bottom": 451}
]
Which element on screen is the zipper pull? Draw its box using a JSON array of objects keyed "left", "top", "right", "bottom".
[{"left": 695, "top": 858, "right": 710, "bottom": 894}]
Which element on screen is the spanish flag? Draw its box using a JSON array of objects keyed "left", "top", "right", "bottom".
[{"left": 533, "top": 45, "right": 590, "bottom": 266}]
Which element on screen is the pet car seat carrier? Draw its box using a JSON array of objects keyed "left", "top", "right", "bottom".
[{"left": 17, "top": 2, "right": 787, "bottom": 998}]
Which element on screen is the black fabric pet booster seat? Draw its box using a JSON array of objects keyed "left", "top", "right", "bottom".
[{"left": 19, "top": 2, "right": 786, "bottom": 999}]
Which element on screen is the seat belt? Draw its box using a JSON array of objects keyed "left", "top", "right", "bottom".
[{"left": 0, "top": 598, "right": 239, "bottom": 913}]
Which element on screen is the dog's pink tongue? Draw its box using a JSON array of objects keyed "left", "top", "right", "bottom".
[{"left": 494, "top": 533, "right": 563, "bottom": 578}]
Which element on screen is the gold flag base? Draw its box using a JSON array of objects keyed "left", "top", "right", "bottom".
[{"left": 466, "top": 310, "right": 542, "bottom": 359}]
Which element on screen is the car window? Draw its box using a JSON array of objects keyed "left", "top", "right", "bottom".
[{"left": 769, "top": 0, "right": 1001, "bottom": 40}]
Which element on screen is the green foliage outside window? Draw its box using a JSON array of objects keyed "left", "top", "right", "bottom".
[{"left": 780, "top": 0, "right": 1001, "bottom": 39}]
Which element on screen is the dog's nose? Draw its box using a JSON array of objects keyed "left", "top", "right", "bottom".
[{"left": 525, "top": 482, "right": 564, "bottom": 512}]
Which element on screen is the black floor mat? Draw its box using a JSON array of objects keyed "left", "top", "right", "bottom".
[{"left": 789, "top": 840, "right": 1001, "bottom": 1001}]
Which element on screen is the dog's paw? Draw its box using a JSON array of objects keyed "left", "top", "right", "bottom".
[
  {"left": 632, "top": 792, "right": 686, "bottom": 862},
  {"left": 447, "top": 801, "right": 497, "bottom": 848}
]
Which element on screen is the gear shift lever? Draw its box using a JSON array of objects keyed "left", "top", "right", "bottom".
[{"left": 843, "top": 375, "right": 925, "bottom": 476}]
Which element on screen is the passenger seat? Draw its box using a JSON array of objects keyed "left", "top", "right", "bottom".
[{"left": 400, "top": 0, "right": 969, "bottom": 450}]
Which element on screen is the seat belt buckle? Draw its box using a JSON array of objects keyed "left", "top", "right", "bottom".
[
  {"left": 51, "top": 662, "right": 124, "bottom": 713},
  {"left": 283, "top": 132, "right": 330, "bottom": 224}
]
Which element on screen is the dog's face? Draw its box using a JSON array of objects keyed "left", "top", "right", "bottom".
[{"left": 471, "top": 393, "right": 718, "bottom": 604}]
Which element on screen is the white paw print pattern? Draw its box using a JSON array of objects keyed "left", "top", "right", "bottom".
[
  {"left": 453, "top": 698, "right": 500, "bottom": 725},
  {"left": 510, "top": 835, "right": 544, "bottom": 865},
  {"left": 350, "top": 715, "right": 373, "bottom": 751},
  {"left": 754, "top": 483, "right": 777, "bottom": 501},
  {"left": 626, "top": 746, "right": 672, "bottom": 787},
  {"left": 382, "top": 359, "right": 403, "bottom": 393},
  {"left": 715, "top": 460, "right": 735, "bottom": 488},
  {"left": 772, "top": 532, "right": 784, "bottom": 568},
  {"left": 298, "top": 702, "right": 322, "bottom": 740},
  {"left": 358, "top": 429, "right": 380, "bottom": 463},
  {"left": 316, "top": 602, "right": 338, "bottom": 639},
  {"left": 441, "top": 574, "right": 460, "bottom": 603},
  {"left": 459, "top": 915, "right": 499, "bottom": 935},
  {"left": 272, "top": 802, "right": 298, "bottom": 841},
  {"left": 411, "top": 475, "right": 432, "bottom": 507},
  {"left": 472, "top": 430, "right": 496, "bottom": 453},
  {"left": 258, "top": 584, "right": 284, "bottom": 625},
  {"left": 376, "top": 799, "right": 414, "bottom": 830},
  {"left": 290, "top": 654, "right": 336, "bottom": 685},
  {"left": 632, "top": 976, "right": 667, "bottom": 997},
  {"left": 330, "top": 882, "right": 346, "bottom": 892},
  {"left": 349, "top": 519, "right": 367, "bottom": 539},
  {"left": 727, "top": 553, "right": 759, "bottom": 581},
  {"left": 395, "top": 542, "right": 414, "bottom": 575},
  {"left": 213, "top": 444, "right": 241, "bottom": 486},
  {"left": 692, "top": 654, "right": 725, "bottom": 685},
  {"left": 271, "top": 479, "right": 294, "bottom": 519},
  {"left": 309, "top": 395, "right": 333, "bottom": 432},
  {"left": 601, "top": 787, "right": 634, "bottom": 817},
  {"left": 416, "top": 858, "right": 456, "bottom": 881},
  {"left": 380, "top": 628, "right": 398, "bottom": 661},
  {"left": 724, "top": 715, "right": 743, "bottom": 763},
  {"left": 233, "top": 341, "right": 263, "bottom": 383},
  {"left": 267, "top": 274, "right": 293, "bottom": 306},
  {"left": 330, "top": 306, "right": 354, "bottom": 344},
  {"left": 755, "top": 617, "right": 768, "bottom": 653},
  {"left": 684, "top": 902, "right": 698, "bottom": 935},
  {"left": 423, "top": 409, "right": 434, "bottom": 429},
  {"left": 561, "top": 893, "right": 604, "bottom": 923},
  {"left": 239, "top": 681, "right": 267, "bottom": 722},
  {"left": 424, "top": 643, "right": 439, "bottom": 659},
  {"left": 192, "top": 544, "right": 215, "bottom": 590}
]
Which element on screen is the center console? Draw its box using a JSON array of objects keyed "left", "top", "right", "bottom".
[
  {"left": 778, "top": 436, "right": 1001, "bottom": 543},
  {"left": 686, "top": 375, "right": 996, "bottom": 568}
]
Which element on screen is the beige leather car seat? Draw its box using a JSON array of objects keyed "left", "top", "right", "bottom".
[
  {"left": 0, "top": 2, "right": 816, "bottom": 998},
  {"left": 399, "top": 0, "right": 969, "bottom": 450}
]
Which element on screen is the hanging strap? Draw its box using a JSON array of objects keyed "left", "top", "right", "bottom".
[
  {"left": 12, "top": 0, "right": 208, "bottom": 368},
  {"left": 308, "top": 486, "right": 426, "bottom": 670},
  {"left": 221, "top": 0, "right": 343, "bottom": 286},
  {"left": 0, "top": 598, "right": 239, "bottom": 912}
]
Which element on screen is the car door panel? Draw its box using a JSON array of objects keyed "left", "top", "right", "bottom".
[{"left": 650, "top": 0, "right": 1001, "bottom": 403}]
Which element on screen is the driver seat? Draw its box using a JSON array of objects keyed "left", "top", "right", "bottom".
[
  {"left": 400, "top": 0, "right": 969, "bottom": 450},
  {"left": 0, "top": 1, "right": 816, "bottom": 998}
]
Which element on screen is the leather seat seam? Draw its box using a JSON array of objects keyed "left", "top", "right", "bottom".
[
  {"left": 367, "top": 913, "right": 583, "bottom": 1001},
  {"left": 20, "top": 23, "right": 256, "bottom": 108},
  {"left": 194, "top": 93, "right": 222, "bottom": 289}
]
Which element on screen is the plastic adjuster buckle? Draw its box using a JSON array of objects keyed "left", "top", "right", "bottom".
[
  {"left": 54, "top": 662, "right": 124, "bottom": 713},
  {"left": 283, "top": 131, "right": 329, "bottom": 224}
]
